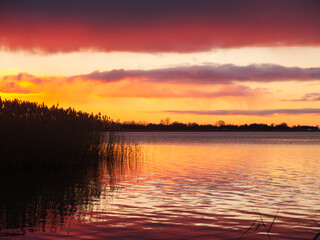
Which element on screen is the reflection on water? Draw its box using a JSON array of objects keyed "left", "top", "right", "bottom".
[
  {"left": 124, "top": 131, "right": 320, "bottom": 145},
  {"left": 0, "top": 137, "right": 142, "bottom": 237},
  {"left": 1, "top": 132, "right": 320, "bottom": 239}
]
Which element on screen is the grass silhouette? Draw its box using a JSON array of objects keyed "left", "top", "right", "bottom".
[
  {"left": 0, "top": 97, "right": 143, "bottom": 235},
  {"left": 0, "top": 138, "right": 143, "bottom": 236},
  {"left": 312, "top": 220, "right": 320, "bottom": 240},
  {"left": 240, "top": 205, "right": 320, "bottom": 240},
  {"left": 0, "top": 97, "right": 120, "bottom": 168},
  {"left": 240, "top": 206, "right": 280, "bottom": 240}
]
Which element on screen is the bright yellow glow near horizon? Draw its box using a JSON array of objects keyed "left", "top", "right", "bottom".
[
  {"left": 2, "top": 92, "right": 320, "bottom": 126},
  {"left": 1, "top": 46, "right": 320, "bottom": 126}
]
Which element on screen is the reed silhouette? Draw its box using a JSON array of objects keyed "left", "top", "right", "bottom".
[
  {"left": 0, "top": 97, "right": 143, "bottom": 236},
  {"left": 240, "top": 206, "right": 320, "bottom": 240},
  {"left": 0, "top": 139, "right": 142, "bottom": 236},
  {"left": 0, "top": 98, "right": 121, "bottom": 168},
  {"left": 240, "top": 206, "right": 281, "bottom": 240}
]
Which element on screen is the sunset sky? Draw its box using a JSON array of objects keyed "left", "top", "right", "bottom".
[{"left": 1, "top": 0, "right": 320, "bottom": 125}]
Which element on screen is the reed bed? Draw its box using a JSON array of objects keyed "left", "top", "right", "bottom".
[
  {"left": 0, "top": 97, "right": 120, "bottom": 168},
  {"left": 0, "top": 139, "right": 143, "bottom": 236},
  {"left": 0, "top": 98, "right": 143, "bottom": 235},
  {"left": 99, "top": 132, "right": 143, "bottom": 186}
]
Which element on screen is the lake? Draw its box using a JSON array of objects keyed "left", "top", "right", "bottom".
[{"left": 1, "top": 132, "right": 319, "bottom": 239}]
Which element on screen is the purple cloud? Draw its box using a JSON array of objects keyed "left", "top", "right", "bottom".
[
  {"left": 79, "top": 64, "right": 320, "bottom": 84},
  {"left": 284, "top": 93, "right": 320, "bottom": 102},
  {"left": 161, "top": 109, "right": 320, "bottom": 116},
  {"left": 95, "top": 85, "right": 260, "bottom": 98}
]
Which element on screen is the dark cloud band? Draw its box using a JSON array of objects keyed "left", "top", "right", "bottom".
[{"left": 1, "top": 0, "right": 319, "bottom": 53}]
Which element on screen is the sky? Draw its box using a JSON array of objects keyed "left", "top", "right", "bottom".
[{"left": 1, "top": 0, "right": 320, "bottom": 126}]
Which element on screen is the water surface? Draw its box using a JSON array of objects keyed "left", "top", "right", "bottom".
[{"left": 1, "top": 132, "right": 320, "bottom": 239}]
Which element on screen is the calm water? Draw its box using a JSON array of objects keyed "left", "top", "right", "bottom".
[{"left": 1, "top": 132, "right": 320, "bottom": 239}]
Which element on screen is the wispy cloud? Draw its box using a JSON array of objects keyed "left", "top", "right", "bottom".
[
  {"left": 94, "top": 85, "right": 260, "bottom": 98},
  {"left": 1, "top": 0, "right": 319, "bottom": 53},
  {"left": 3, "top": 64, "right": 320, "bottom": 99},
  {"left": 1, "top": 72, "right": 263, "bottom": 99},
  {"left": 284, "top": 93, "right": 320, "bottom": 102},
  {"left": 160, "top": 109, "right": 320, "bottom": 116},
  {"left": 78, "top": 64, "right": 320, "bottom": 84},
  {"left": 0, "top": 73, "right": 43, "bottom": 93}
]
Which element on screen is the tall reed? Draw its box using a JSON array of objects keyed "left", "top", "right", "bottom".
[
  {"left": 0, "top": 97, "right": 143, "bottom": 235},
  {"left": 0, "top": 98, "right": 119, "bottom": 168},
  {"left": 0, "top": 138, "right": 143, "bottom": 236}
]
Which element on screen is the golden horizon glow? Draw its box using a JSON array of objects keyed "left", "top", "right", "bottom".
[{"left": 1, "top": 47, "right": 320, "bottom": 126}]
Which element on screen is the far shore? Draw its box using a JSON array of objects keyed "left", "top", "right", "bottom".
[{"left": 119, "top": 122, "right": 319, "bottom": 132}]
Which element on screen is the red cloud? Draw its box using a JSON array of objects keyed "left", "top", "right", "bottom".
[{"left": 1, "top": 0, "right": 319, "bottom": 53}]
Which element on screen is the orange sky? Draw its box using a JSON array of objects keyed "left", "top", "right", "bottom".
[{"left": 1, "top": 1, "right": 320, "bottom": 126}]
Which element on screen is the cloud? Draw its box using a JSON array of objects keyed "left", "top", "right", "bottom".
[
  {"left": 2, "top": 72, "right": 263, "bottom": 99},
  {"left": 94, "top": 85, "right": 259, "bottom": 98},
  {"left": 79, "top": 64, "right": 320, "bottom": 84},
  {"left": 0, "top": 73, "right": 43, "bottom": 93},
  {"left": 2, "top": 73, "right": 42, "bottom": 84},
  {"left": 4, "top": 63, "right": 319, "bottom": 99},
  {"left": 161, "top": 109, "right": 320, "bottom": 116},
  {"left": 284, "top": 93, "right": 320, "bottom": 102},
  {"left": 1, "top": 0, "right": 319, "bottom": 53}
]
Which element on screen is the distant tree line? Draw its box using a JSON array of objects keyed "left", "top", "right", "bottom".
[{"left": 120, "top": 119, "right": 319, "bottom": 132}]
